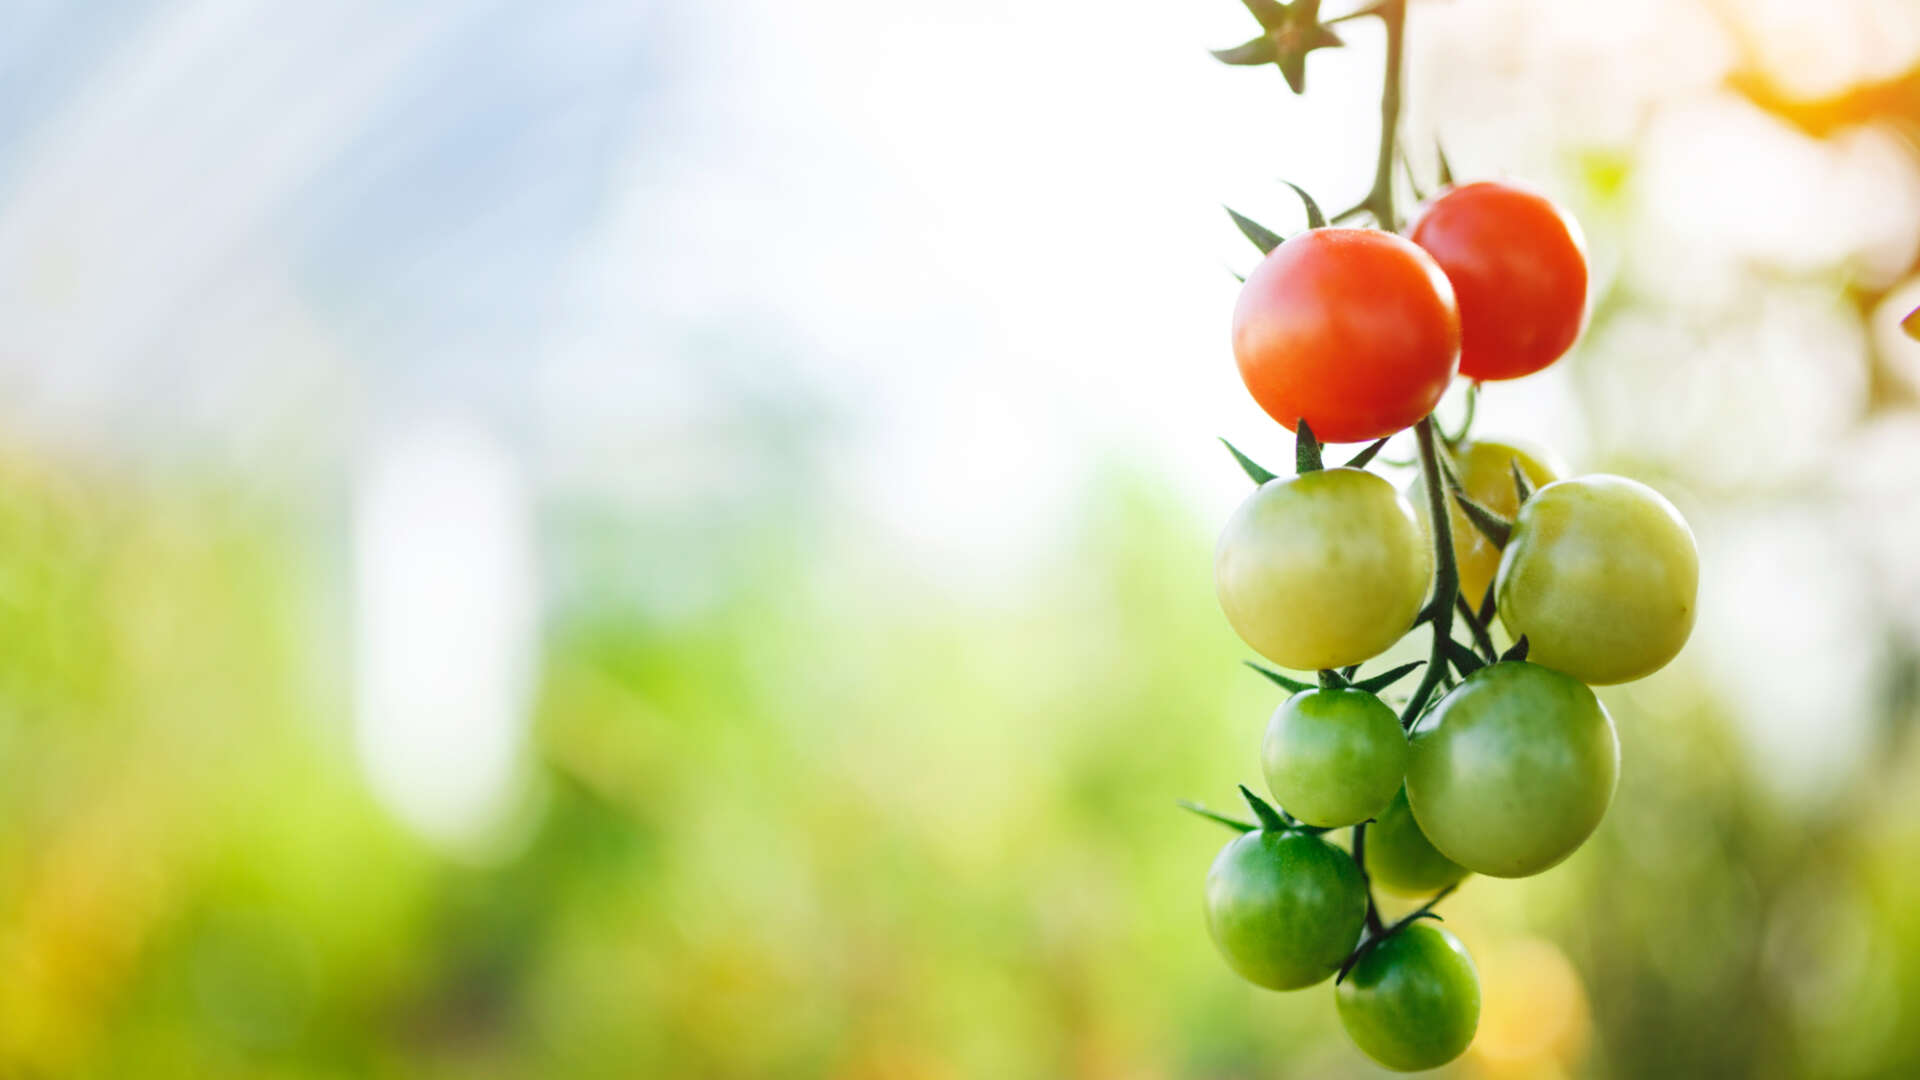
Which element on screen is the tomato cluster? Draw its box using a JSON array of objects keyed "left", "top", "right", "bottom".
[{"left": 1196, "top": 181, "right": 1697, "bottom": 1071}]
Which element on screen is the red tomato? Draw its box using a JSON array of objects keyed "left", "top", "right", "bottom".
[
  {"left": 1409, "top": 181, "right": 1589, "bottom": 381},
  {"left": 1232, "top": 228, "right": 1460, "bottom": 443}
]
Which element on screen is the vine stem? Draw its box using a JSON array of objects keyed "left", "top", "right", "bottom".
[
  {"left": 1352, "top": 822, "right": 1385, "bottom": 934},
  {"left": 1400, "top": 417, "right": 1459, "bottom": 729},
  {"left": 1333, "top": 0, "right": 1410, "bottom": 228},
  {"left": 1338, "top": 0, "right": 1456, "bottom": 944},
  {"left": 1366, "top": 0, "right": 1407, "bottom": 228}
]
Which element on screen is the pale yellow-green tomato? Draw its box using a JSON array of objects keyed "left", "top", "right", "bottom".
[
  {"left": 1495, "top": 475, "right": 1698, "bottom": 685},
  {"left": 1262, "top": 688, "right": 1407, "bottom": 828},
  {"left": 1413, "top": 439, "right": 1565, "bottom": 607},
  {"left": 1216, "top": 468, "right": 1431, "bottom": 672}
]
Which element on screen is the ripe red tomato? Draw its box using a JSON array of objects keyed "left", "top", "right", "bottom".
[
  {"left": 1232, "top": 228, "right": 1460, "bottom": 443},
  {"left": 1409, "top": 181, "right": 1588, "bottom": 381}
]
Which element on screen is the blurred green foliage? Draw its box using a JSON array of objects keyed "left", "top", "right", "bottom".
[{"left": 0, "top": 448, "right": 1917, "bottom": 1079}]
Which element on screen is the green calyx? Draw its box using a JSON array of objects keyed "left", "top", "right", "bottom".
[{"left": 1212, "top": 0, "right": 1344, "bottom": 94}]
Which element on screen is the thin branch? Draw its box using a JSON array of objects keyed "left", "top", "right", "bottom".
[
  {"left": 1454, "top": 594, "right": 1497, "bottom": 662},
  {"left": 1352, "top": 823, "right": 1385, "bottom": 934},
  {"left": 1399, "top": 417, "right": 1459, "bottom": 728}
]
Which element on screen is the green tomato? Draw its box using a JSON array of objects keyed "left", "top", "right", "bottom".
[
  {"left": 1263, "top": 689, "right": 1407, "bottom": 828},
  {"left": 1336, "top": 923, "right": 1481, "bottom": 1072},
  {"left": 1364, "top": 786, "right": 1468, "bottom": 897},
  {"left": 1205, "top": 829, "right": 1368, "bottom": 991},
  {"left": 1495, "top": 474, "right": 1698, "bottom": 685},
  {"left": 1406, "top": 662, "right": 1618, "bottom": 878},
  {"left": 1216, "top": 468, "right": 1430, "bottom": 672}
]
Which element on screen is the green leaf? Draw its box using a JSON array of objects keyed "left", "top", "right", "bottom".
[
  {"left": 1353, "top": 660, "right": 1425, "bottom": 693},
  {"left": 1239, "top": 784, "right": 1291, "bottom": 831},
  {"left": 1280, "top": 179, "right": 1328, "bottom": 229},
  {"left": 1331, "top": 200, "right": 1372, "bottom": 224},
  {"left": 1450, "top": 489, "right": 1512, "bottom": 549},
  {"left": 1435, "top": 135, "right": 1455, "bottom": 188},
  {"left": 1225, "top": 206, "right": 1283, "bottom": 254},
  {"left": 1511, "top": 458, "right": 1535, "bottom": 505},
  {"left": 1276, "top": 48, "right": 1308, "bottom": 93},
  {"left": 1221, "top": 438, "right": 1278, "bottom": 485},
  {"left": 1319, "top": 668, "right": 1349, "bottom": 690},
  {"left": 1238, "top": 0, "right": 1288, "bottom": 30},
  {"left": 1177, "top": 800, "right": 1256, "bottom": 832},
  {"left": 1343, "top": 437, "right": 1389, "bottom": 469},
  {"left": 1351, "top": 657, "right": 1428, "bottom": 687},
  {"left": 1295, "top": 419, "right": 1324, "bottom": 473},
  {"left": 1245, "top": 660, "right": 1313, "bottom": 694},
  {"left": 1500, "top": 635, "right": 1530, "bottom": 663},
  {"left": 1211, "top": 35, "right": 1279, "bottom": 67},
  {"left": 1443, "top": 637, "right": 1485, "bottom": 676}
]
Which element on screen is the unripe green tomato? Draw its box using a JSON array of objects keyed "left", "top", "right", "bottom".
[
  {"left": 1406, "top": 662, "right": 1618, "bottom": 878},
  {"left": 1364, "top": 786, "right": 1468, "bottom": 897},
  {"left": 1495, "top": 474, "right": 1698, "bottom": 685},
  {"left": 1205, "top": 829, "right": 1369, "bottom": 991},
  {"left": 1412, "top": 438, "right": 1565, "bottom": 607},
  {"left": 1216, "top": 468, "right": 1430, "bottom": 672},
  {"left": 1262, "top": 689, "right": 1407, "bottom": 828},
  {"left": 1336, "top": 923, "right": 1481, "bottom": 1072}
]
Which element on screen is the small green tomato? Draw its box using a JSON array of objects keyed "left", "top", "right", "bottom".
[
  {"left": 1364, "top": 786, "right": 1468, "bottom": 897},
  {"left": 1263, "top": 688, "right": 1407, "bottom": 828},
  {"left": 1406, "top": 662, "right": 1618, "bottom": 878},
  {"left": 1336, "top": 923, "right": 1481, "bottom": 1072},
  {"left": 1215, "top": 468, "right": 1431, "bottom": 672},
  {"left": 1205, "top": 829, "right": 1368, "bottom": 991},
  {"left": 1495, "top": 474, "right": 1698, "bottom": 685}
]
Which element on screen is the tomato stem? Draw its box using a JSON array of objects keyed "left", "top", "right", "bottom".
[
  {"left": 1441, "top": 380, "right": 1478, "bottom": 444},
  {"left": 1454, "top": 594, "right": 1497, "bottom": 663},
  {"left": 1350, "top": 822, "right": 1386, "bottom": 934},
  {"left": 1364, "top": 0, "right": 1408, "bottom": 228},
  {"left": 1399, "top": 416, "right": 1459, "bottom": 729}
]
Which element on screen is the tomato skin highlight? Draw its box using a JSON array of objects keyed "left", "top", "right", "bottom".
[
  {"left": 1496, "top": 475, "right": 1698, "bottom": 685},
  {"left": 1263, "top": 688, "right": 1407, "bottom": 828},
  {"left": 1364, "top": 786, "right": 1469, "bottom": 897},
  {"left": 1205, "top": 829, "right": 1369, "bottom": 991},
  {"left": 1409, "top": 181, "right": 1589, "bottom": 381},
  {"left": 1232, "top": 228, "right": 1461, "bottom": 443},
  {"left": 1406, "top": 662, "right": 1619, "bottom": 878},
  {"left": 1215, "top": 468, "right": 1432, "bottom": 672},
  {"left": 1336, "top": 924, "right": 1481, "bottom": 1072}
]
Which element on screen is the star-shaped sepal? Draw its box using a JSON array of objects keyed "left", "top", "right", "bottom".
[{"left": 1211, "top": 0, "right": 1345, "bottom": 94}]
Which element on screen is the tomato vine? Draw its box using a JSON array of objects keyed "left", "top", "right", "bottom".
[{"left": 1186, "top": 0, "right": 1698, "bottom": 1069}]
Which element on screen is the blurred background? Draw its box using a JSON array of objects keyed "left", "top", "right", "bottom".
[{"left": 3, "top": 0, "right": 1920, "bottom": 1075}]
